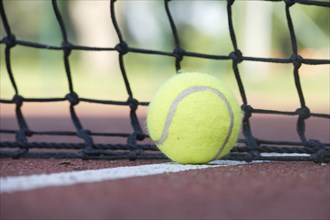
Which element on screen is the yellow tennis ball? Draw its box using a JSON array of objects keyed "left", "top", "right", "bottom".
[{"left": 147, "top": 72, "right": 242, "bottom": 164}]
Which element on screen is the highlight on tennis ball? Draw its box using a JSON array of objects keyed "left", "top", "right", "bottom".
[{"left": 147, "top": 72, "right": 242, "bottom": 164}]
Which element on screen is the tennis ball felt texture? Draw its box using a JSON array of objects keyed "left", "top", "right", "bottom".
[{"left": 147, "top": 72, "right": 241, "bottom": 164}]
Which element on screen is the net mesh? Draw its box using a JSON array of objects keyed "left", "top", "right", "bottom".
[{"left": 0, "top": 0, "right": 329, "bottom": 162}]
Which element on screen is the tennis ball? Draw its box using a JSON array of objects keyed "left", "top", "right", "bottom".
[{"left": 147, "top": 72, "right": 241, "bottom": 164}]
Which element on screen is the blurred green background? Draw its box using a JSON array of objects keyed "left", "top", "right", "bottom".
[{"left": 1, "top": 0, "right": 329, "bottom": 115}]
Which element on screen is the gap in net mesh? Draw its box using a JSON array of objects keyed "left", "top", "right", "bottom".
[
  {"left": 299, "top": 64, "right": 329, "bottom": 115},
  {"left": 289, "top": 3, "right": 330, "bottom": 51},
  {"left": 249, "top": 114, "right": 300, "bottom": 143},
  {"left": 69, "top": 51, "right": 125, "bottom": 101},
  {"left": 305, "top": 117, "right": 330, "bottom": 145},
  {"left": 1, "top": 1, "right": 62, "bottom": 45},
  {"left": 118, "top": 1, "right": 173, "bottom": 51},
  {"left": 10, "top": 48, "right": 67, "bottom": 98},
  {"left": 124, "top": 53, "right": 175, "bottom": 101},
  {"left": 236, "top": 1, "right": 292, "bottom": 58},
  {"left": 68, "top": 1, "right": 117, "bottom": 48},
  {"left": 169, "top": 0, "right": 232, "bottom": 55},
  {"left": 240, "top": 62, "right": 301, "bottom": 112}
]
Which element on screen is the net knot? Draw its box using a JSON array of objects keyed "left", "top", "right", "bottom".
[
  {"left": 285, "top": 0, "right": 296, "bottom": 7},
  {"left": 65, "top": 92, "right": 80, "bottom": 106},
  {"left": 312, "top": 148, "right": 330, "bottom": 163},
  {"left": 77, "top": 129, "right": 94, "bottom": 147},
  {"left": 173, "top": 47, "right": 185, "bottom": 61},
  {"left": 127, "top": 97, "right": 139, "bottom": 111},
  {"left": 16, "top": 129, "right": 32, "bottom": 142},
  {"left": 243, "top": 136, "right": 259, "bottom": 148},
  {"left": 61, "top": 42, "right": 72, "bottom": 55},
  {"left": 12, "top": 95, "right": 24, "bottom": 108},
  {"left": 290, "top": 54, "right": 303, "bottom": 68},
  {"left": 127, "top": 133, "right": 144, "bottom": 160},
  {"left": 229, "top": 50, "right": 243, "bottom": 63},
  {"left": 128, "top": 148, "right": 143, "bottom": 161},
  {"left": 306, "top": 139, "right": 325, "bottom": 150},
  {"left": 77, "top": 129, "right": 92, "bottom": 138},
  {"left": 241, "top": 104, "right": 253, "bottom": 118},
  {"left": 115, "top": 42, "right": 129, "bottom": 55},
  {"left": 135, "top": 131, "right": 146, "bottom": 141},
  {"left": 295, "top": 107, "right": 310, "bottom": 119},
  {"left": 4, "top": 34, "right": 17, "bottom": 48},
  {"left": 127, "top": 132, "right": 145, "bottom": 145}
]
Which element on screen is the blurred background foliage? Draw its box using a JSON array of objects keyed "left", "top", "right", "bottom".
[{"left": 1, "top": 0, "right": 329, "bottom": 113}]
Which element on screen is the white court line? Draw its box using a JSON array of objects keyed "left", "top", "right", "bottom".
[
  {"left": 261, "top": 153, "right": 310, "bottom": 157},
  {"left": 1, "top": 153, "right": 311, "bottom": 194},
  {"left": 1, "top": 160, "right": 252, "bottom": 193}
]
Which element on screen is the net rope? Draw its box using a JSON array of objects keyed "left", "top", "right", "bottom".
[{"left": 0, "top": 0, "right": 329, "bottom": 162}]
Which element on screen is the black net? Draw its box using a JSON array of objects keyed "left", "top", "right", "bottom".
[{"left": 0, "top": 0, "right": 329, "bottom": 162}]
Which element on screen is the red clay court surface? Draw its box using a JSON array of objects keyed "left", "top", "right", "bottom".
[
  {"left": 0, "top": 160, "right": 329, "bottom": 220},
  {"left": 0, "top": 116, "right": 329, "bottom": 220}
]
